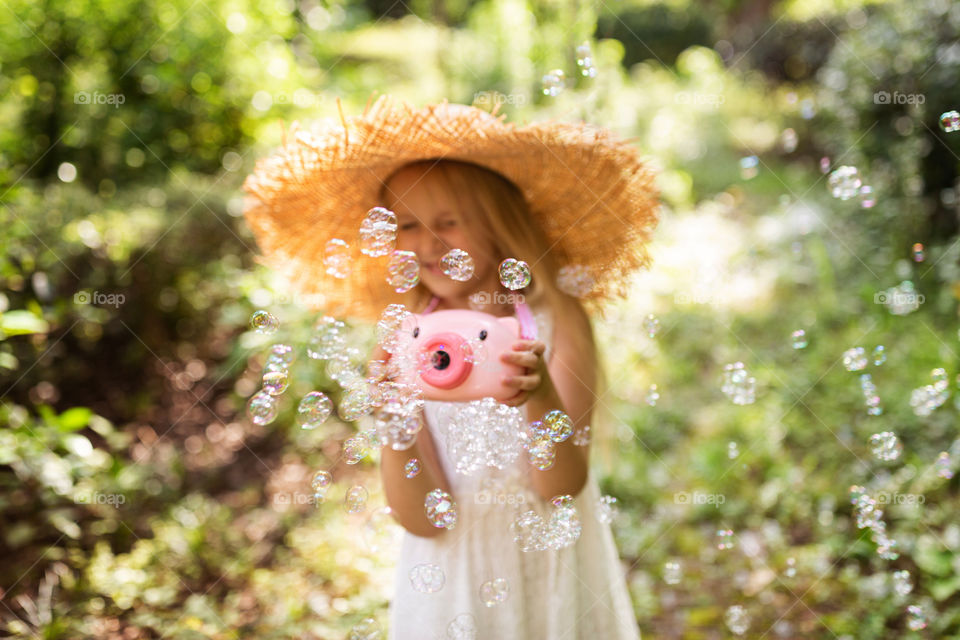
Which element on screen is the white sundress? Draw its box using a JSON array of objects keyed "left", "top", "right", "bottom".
[{"left": 388, "top": 306, "right": 641, "bottom": 640}]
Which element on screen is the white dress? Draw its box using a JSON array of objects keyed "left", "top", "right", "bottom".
[{"left": 388, "top": 306, "right": 641, "bottom": 640}]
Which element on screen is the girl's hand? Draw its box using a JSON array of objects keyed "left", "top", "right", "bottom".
[{"left": 498, "top": 339, "right": 556, "bottom": 407}]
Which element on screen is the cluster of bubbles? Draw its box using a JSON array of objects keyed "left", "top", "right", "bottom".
[
  {"left": 446, "top": 613, "right": 477, "bottom": 640},
  {"left": 724, "top": 604, "right": 751, "bottom": 636},
  {"left": 387, "top": 250, "right": 421, "bottom": 293},
  {"left": 739, "top": 155, "right": 759, "bottom": 180},
  {"left": 244, "top": 328, "right": 300, "bottom": 426},
  {"left": 907, "top": 604, "right": 928, "bottom": 631},
  {"left": 909, "top": 367, "right": 951, "bottom": 417},
  {"left": 878, "top": 280, "right": 922, "bottom": 315},
  {"left": 498, "top": 258, "right": 531, "bottom": 290},
  {"left": 311, "top": 470, "right": 332, "bottom": 503},
  {"left": 571, "top": 423, "right": 591, "bottom": 446},
  {"left": 645, "top": 384, "right": 660, "bottom": 406},
  {"left": 869, "top": 431, "right": 902, "bottom": 461},
  {"left": 344, "top": 484, "right": 369, "bottom": 514},
  {"left": 440, "top": 248, "right": 475, "bottom": 281},
  {"left": 826, "top": 165, "right": 862, "bottom": 200},
  {"left": 575, "top": 41, "right": 597, "bottom": 78},
  {"left": 479, "top": 578, "right": 510, "bottom": 607},
  {"left": 721, "top": 362, "right": 756, "bottom": 405},
  {"left": 715, "top": 528, "right": 735, "bottom": 550},
  {"left": 324, "top": 238, "right": 352, "bottom": 278},
  {"left": 250, "top": 310, "right": 279, "bottom": 334},
  {"left": 860, "top": 374, "right": 883, "bottom": 416},
  {"left": 446, "top": 397, "right": 524, "bottom": 475},
  {"left": 541, "top": 69, "right": 566, "bottom": 97},
  {"left": 374, "top": 381, "right": 425, "bottom": 450},
  {"left": 842, "top": 347, "right": 868, "bottom": 371},
  {"left": 790, "top": 329, "right": 808, "bottom": 349},
  {"left": 784, "top": 557, "right": 796, "bottom": 578},
  {"left": 359, "top": 207, "right": 398, "bottom": 257},
  {"left": 642, "top": 314, "right": 660, "bottom": 338},
  {"left": 892, "top": 569, "right": 913, "bottom": 598},
  {"left": 556, "top": 264, "right": 595, "bottom": 298},
  {"left": 849, "top": 485, "right": 898, "bottom": 560},
  {"left": 348, "top": 617, "right": 381, "bottom": 640},
  {"left": 520, "top": 409, "right": 574, "bottom": 471},
  {"left": 940, "top": 110, "right": 960, "bottom": 133},
  {"left": 727, "top": 441, "right": 740, "bottom": 459},
  {"left": 424, "top": 488, "right": 458, "bottom": 529},
  {"left": 662, "top": 560, "right": 682, "bottom": 585},
  {"left": 510, "top": 495, "right": 582, "bottom": 552},
  {"left": 409, "top": 563, "right": 446, "bottom": 593},
  {"left": 936, "top": 451, "right": 954, "bottom": 479},
  {"left": 596, "top": 495, "right": 618, "bottom": 524}
]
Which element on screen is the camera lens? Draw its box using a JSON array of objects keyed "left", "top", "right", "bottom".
[{"left": 432, "top": 350, "right": 451, "bottom": 370}]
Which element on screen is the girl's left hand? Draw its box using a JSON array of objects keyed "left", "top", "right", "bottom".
[{"left": 498, "top": 339, "right": 554, "bottom": 407}]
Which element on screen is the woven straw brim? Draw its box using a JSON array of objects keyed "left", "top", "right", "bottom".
[{"left": 242, "top": 94, "right": 660, "bottom": 321}]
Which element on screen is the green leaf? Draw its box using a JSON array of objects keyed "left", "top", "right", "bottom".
[
  {"left": 58, "top": 407, "right": 93, "bottom": 432},
  {"left": 0, "top": 309, "right": 50, "bottom": 337}
]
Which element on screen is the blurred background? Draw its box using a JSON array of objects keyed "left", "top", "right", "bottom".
[{"left": 1, "top": 0, "right": 959, "bottom": 637}]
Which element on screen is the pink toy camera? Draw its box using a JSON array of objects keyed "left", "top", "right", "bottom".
[{"left": 392, "top": 309, "right": 525, "bottom": 402}]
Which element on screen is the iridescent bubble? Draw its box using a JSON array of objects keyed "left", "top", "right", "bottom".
[
  {"left": 499, "top": 258, "right": 531, "bottom": 290},
  {"left": 375, "top": 398, "right": 423, "bottom": 451},
  {"left": 262, "top": 369, "right": 289, "bottom": 396},
  {"left": 725, "top": 605, "right": 750, "bottom": 636},
  {"left": 936, "top": 451, "right": 954, "bottom": 479},
  {"left": 556, "top": 264, "right": 595, "bottom": 298},
  {"left": 446, "top": 397, "right": 523, "bottom": 474},
  {"left": 246, "top": 390, "right": 278, "bottom": 426},
  {"left": 541, "top": 69, "right": 565, "bottom": 97},
  {"left": 387, "top": 250, "right": 420, "bottom": 293},
  {"left": 348, "top": 617, "right": 381, "bottom": 640},
  {"left": 424, "top": 488, "right": 458, "bottom": 529},
  {"left": 571, "top": 424, "right": 591, "bottom": 446},
  {"left": 311, "top": 469, "right": 332, "bottom": 502},
  {"left": 264, "top": 343, "right": 295, "bottom": 372},
  {"left": 870, "top": 431, "right": 902, "bottom": 461},
  {"left": 596, "top": 495, "right": 618, "bottom": 524},
  {"left": 324, "top": 238, "right": 352, "bottom": 279},
  {"left": 827, "top": 166, "right": 862, "bottom": 200},
  {"left": 575, "top": 41, "right": 596, "bottom": 78},
  {"left": 872, "top": 345, "right": 886, "bottom": 366},
  {"left": 327, "top": 347, "right": 365, "bottom": 388},
  {"left": 250, "top": 310, "right": 278, "bottom": 334},
  {"left": 663, "top": 560, "right": 682, "bottom": 585},
  {"left": 892, "top": 570, "right": 913, "bottom": 597},
  {"left": 543, "top": 409, "right": 573, "bottom": 443},
  {"left": 547, "top": 496, "right": 581, "bottom": 549},
  {"left": 912, "top": 242, "right": 925, "bottom": 262},
  {"left": 716, "top": 528, "right": 735, "bottom": 550},
  {"left": 409, "top": 563, "right": 445, "bottom": 593},
  {"left": 645, "top": 384, "right": 659, "bottom": 406},
  {"left": 791, "top": 329, "right": 808, "bottom": 349},
  {"left": 642, "top": 314, "right": 660, "bottom": 338},
  {"left": 440, "top": 249, "right": 475, "bottom": 281},
  {"left": 344, "top": 484, "right": 368, "bottom": 513},
  {"left": 446, "top": 613, "right": 477, "bottom": 640},
  {"left": 842, "top": 347, "right": 868, "bottom": 371},
  {"left": 780, "top": 128, "right": 798, "bottom": 152},
  {"left": 906, "top": 604, "right": 927, "bottom": 631},
  {"left": 359, "top": 206, "right": 398, "bottom": 257},
  {"left": 307, "top": 316, "right": 346, "bottom": 360},
  {"left": 512, "top": 510, "right": 548, "bottom": 552},
  {"left": 819, "top": 157, "right": 831, "bottom": 174},
  {"left": 739, "top": 155, "right": 759, "bottom": 180},
  {"left": 479, "top": 578, "right": 509, "bottom": 607},
  {"left": 527, "top": 437, "right": 556, "bottom": 470},
  {"left": 343, "top": 436, "right": 369, "bottom": 464},
  {"left": 721, "top": 362, "right": 756, "bottom": 405},
  {"left": 376, "top": 304, "right": 413, "bottom": 354},
  {"left": 939, "top": 110, "right": 960, "bottom": 133},
  {"left": 784, "top": 557, "right": 796, "bottom": 578},
  {"left": 460, "top": 337, "right": 488, "bottom": 365},
  {"left": 860, "top": 374, "right": 883, "bottom": 416},
  {"left": 339, "top": 382, "right": 375, "bottom": 421},
  {"left": 404, "top": 458, "right": 421, "bottom": 478},
  {"left": 858, "top": 185, "right": 876, "bottom": 209},
  {"left": 727, "top": 441, "right": 740, "bottom": 459}
]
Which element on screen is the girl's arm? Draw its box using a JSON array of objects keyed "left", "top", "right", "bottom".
[
  {"left": 501, "top": 304, "right": 595, "bottom": 500},
  {"left": 371, "top": 344, "right": 454, "bottom": 538}
]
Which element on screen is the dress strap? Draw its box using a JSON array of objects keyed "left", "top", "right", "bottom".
[{"left": 422, "top": 295, "right": 538, "bottom": 340}]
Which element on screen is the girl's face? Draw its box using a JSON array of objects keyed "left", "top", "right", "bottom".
[{"left": 384, "top": 165, "right": 499, "bottom": 300}]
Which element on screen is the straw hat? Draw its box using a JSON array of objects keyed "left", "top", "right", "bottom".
[{"left": 242, "top": 93, "right": 660, "bottom": 321}]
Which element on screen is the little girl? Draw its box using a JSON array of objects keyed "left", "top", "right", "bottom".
[{"left": 242, "top": 95, "right": 659, "bottom": 639}]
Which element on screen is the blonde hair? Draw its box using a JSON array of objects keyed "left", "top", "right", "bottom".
[{"left": 375, "top": 158, "right": 615, "bottom": 464}]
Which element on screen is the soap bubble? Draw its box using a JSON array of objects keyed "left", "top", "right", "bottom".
[
  {"left": 324, "top": 238, "right": 352, "bottom": 279},
  {"left": 869, "top": 432, "right": 902, "bottom": 461},
  {"left": 479, "top": 578, "right": 509, "bottom": 607},
  {"left": 728, "top": 441, "right": 740, "bottom": 459},
  {"left": 446, "top": 613, "right": 477, "bottom": 640},
  {"left": 306, "top": 316, "right": 346, "bottom": 360},
  {"left": 526, "top": 437, "right": 556, "bottom": 470},
  {"left": 511, "top": 510, "right": 548, "bottom": 552},
  {"left": 344, "top": 484, "right": 368, "bottom": 513},
  {"left": 556, "top": 264, "right": 595, "bottom": 297},
  {"left": 543, "top": 409, "right": 573, "bottom": 443},
  {"left": 376, "top": 304, "right": 413, "bottom": 354},
  {"left": 386, "top": 250, "right": 421, "bottom": 293},
  {"left": 909, "top": 368, "right": 950, "bottom": 416},
  {"left": 575, "top": 41, "right": 596, "bottom": 77},
  {"left": 716, "top": 528, "right": 735, "bottom": 550},
  {"left": 940, "top": 110, "right": 960, "bottom": 133},
  {"left": 780, "top": 128, "right": 798, "bottom": 152},
  {"left": 343, "top": 436, "right": 369, "bottom": 464},
  {"left": 499, "top": 258, "right": 531, "bottom": 290},
  {"left": 791, "top": 329, "right": 808, "bottom": 349},
  {"left": 327, "top": 347, "right": 365, "bottom": 388},
  {"left": 409, "top": 563, "right": 445, "bottom": 593},
  {"left": 872, "top": 345, "right": 886, "bottom": 366},
  {"left": 645, "top": 384, "right": 659, "bottom": 406},
  {"left": 440, "top": 249, "right": 475, "bottom": 281},
  {"left": 725, "top": 605, "right": 750, "bottom": 636},
  {"left": 250, "top": 310, "right": 278, "bottom": 334},
  {"left": 338, "top": 382, "right": 375, "bottom": 422},
  {"left": 375, "top": 397, "right": 424, "bottom": 451},
  {"left": 359, "top": 207, "right": 397, "bottom": 257},
  {"left": 311, "top": 470, "right": 332, "bottom": 502},
  {"left": 892, "top": 570, "right": 913, "bottom": 597},
  {"left": 424, "top": 489, "right": 458, "bottom": 529},
  {"left": 262, "top": 369, "right": 289, "bottom": 396},
  {"left": 906, "top": 604, "right": 927, "bottom": 630},
  {"left": 912, "top": 242, "right": 925, "bottom": 262},
  {"left": 642, "top": 314, "right": 660, "bottom": 338},
  {"left": 246, "top": 390, "right": 278, "bottom": 426},
  {"left": 819, "top": 157, "right": 831, "bottom": 174},
  {"left": 348, "top": 617, "right": 381, "bottom": 640},
  {"left": 404, "top": 458, "right": 421, "bottom": 478},
  {"left": 827, "top": 166, "right": 862, "bottom": 200},
  {"left": 547, "top": 495, "right": 581, "bottom": 549},
  {"left": 860, "top": 374, "right": 883, "bottom": 416},
  {"left": 842, "top": 347, "right": 868, "bottom": 371},
  {"left": 541, "top": 69, "right": 565, "bottom": 97},
  {"left": 739, "top": 155, "right": 759, "bottom": 180},
  {"left": 858, "top": 185, "right": 876, "bottom": 208},
  {"left": 784, "top": 557, "right": 796, "bottom": 578},
  {"left": 461, "top": 337, "right": 488, "bottom": 365},
  {"left": 596, "top": 495, "right": 618, "bottom": 524},
  {"left": 721, "top": 362, "right": 756, "bottom": 405},
  {"left": 663, "top": 560, "right": 682, "bottom": 585},
  {"left": 936, "top": 452, "right": 954, "bottom": 479},
  {"left": 264, "top": 343, "right": 295, "bottom": 372},
  {"left": 446, "top": 397, "right": 524, "bottom": 474},
  {"left": 571, "top": 424, "right": 591, "bottom": 446}
]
